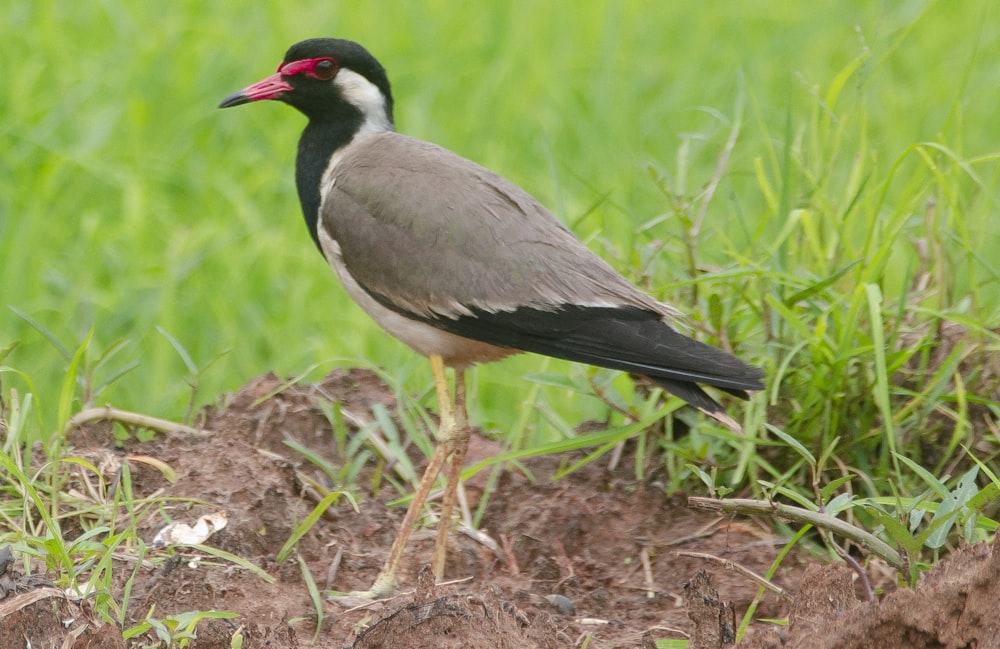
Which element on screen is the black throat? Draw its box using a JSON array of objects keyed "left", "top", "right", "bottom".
[{"left": 294, "top": 114, "right": 363, "bottom": 252}]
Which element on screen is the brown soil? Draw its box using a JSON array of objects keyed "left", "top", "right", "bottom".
[{"left": 1, "top": 368, "right": 997, "bottom": 648}]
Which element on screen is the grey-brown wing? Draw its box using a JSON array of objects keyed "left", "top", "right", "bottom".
[{"left": 321, "top": 132, "right": 664, "bottom": 320}]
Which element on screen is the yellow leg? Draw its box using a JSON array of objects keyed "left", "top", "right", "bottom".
[
  {"left": 362, "top": 355, "right": 458, "bottom": 597},
  {"left": 432, "top": 368, "right": 469, "bottom": 580}
]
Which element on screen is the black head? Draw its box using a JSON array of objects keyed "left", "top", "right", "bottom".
[
  {"left": 219, "top": 39, "right": 396, "bottom": 251},
  {"left": 219, "top": 38, "right": 395, "bottom": 128}
]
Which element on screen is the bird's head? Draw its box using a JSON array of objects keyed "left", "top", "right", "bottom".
[{"left": 219, "top": 38, "right": 394, "bottom": 132}]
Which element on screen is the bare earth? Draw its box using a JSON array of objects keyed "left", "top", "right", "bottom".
[{"left": 1, "top": 368, "right": 997, "bottom": 648}]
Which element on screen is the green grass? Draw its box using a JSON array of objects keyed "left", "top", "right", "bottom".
[
  {"left": 3, "top": 0, "right": 996, "bottom": 441},
  {"left": 3, "top": 1, "right": 1000, "bottom": 630}
]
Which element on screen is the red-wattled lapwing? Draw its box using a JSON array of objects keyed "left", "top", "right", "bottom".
[{"left": 219, "top": 38, "right": 765, "bottom": 596}]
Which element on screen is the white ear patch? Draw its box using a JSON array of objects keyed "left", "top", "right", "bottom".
[{"left": 335, "top": 69, "right": 393, "bottom": 134}]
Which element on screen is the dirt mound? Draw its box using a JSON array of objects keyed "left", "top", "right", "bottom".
[
  {"left": 736, "top": 542, "right": 1000, "bottom": 649},
  {"left": 1, "top": 369, "right": 996, "bottom": 648}
]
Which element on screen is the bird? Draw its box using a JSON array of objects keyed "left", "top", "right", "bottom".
[{"left": 219, "top": 37, "right": 765, "bottom": 596}]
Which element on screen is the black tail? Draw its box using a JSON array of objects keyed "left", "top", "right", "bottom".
[{"left": 418, "top": 303, "right": 765, "bottom": 429}]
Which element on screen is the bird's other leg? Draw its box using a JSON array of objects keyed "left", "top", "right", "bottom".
[
  {"left": 362, "top": 355, "right": 453, "bottom": 597},
  {"left": 432, "top": 368, "right": 470, "bottom": 581}
]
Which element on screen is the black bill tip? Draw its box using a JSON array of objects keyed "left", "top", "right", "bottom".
[{"left": 218, "top": 91, "right": 251, "bottom": 109}]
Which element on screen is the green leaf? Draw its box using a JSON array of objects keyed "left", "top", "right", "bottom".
[
  {"left": 865, "top": 283, "right": 896, "bottom": 466},
  {"left": 57, "top": 328, "right": 93, "bottom": 434},
  {"left": 277, "top": 489, "right": 357, "bottom": 563},
  {"left": 924, "top": 467, "right": 979, "bottom": 548},
  {"left": 825, "top": 492, "right": 855, "bottom": 514},
  {"left": 783, "top": 260, "right": 861, "bottom": 306},
  {"left": 0, "top": 340, "right": 20, "bottom": 365},
  {"left": 819, "top": 475, "right": 853, "bottom": 501},
  {"left": 190, "top": 544, "right": 276, "bottom": 584},
  {"left": 686, "top": 463, "right": 716, "bottom": 493},
  {"left": 861, "top": 501, "right": 920, "bottom": 558},
  {"left": 8, "top": 306, "right": 71, "bottom": 360},
  {"left": 894, "top": 453, "right": 948, "bottom": 497},
  {"left": 297, "top": 553, "right": 324, "bottom": 643},
  {"left": 763, "top": 424, "right": 815, "bottom": 465},
  {"left": 156, "top": 326, "right": 198, "bottom": 375}
]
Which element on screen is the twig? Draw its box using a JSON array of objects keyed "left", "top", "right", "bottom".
[
  {"left": 839, "top": 549, "right": 874, "bottom": 602},
  {"left": 457, "top": 524, "right": 502, "bottom": 560},
  {"left": 325, "top": 545, "right": 343, "bottom": 591},
  {"left": 63, "top": 406, "right": 212, "bottom": 438},
  {"left": 639, "top": 546, "right": 656, "bottom": 599},
  {"left": 662, "top": 517, "right": 724, "bottom": 547},
  {"left": 675, "top": 550, "right": 785, "bottom": 597},
  {"left": 499, "top": 534, "right": 521, "bottom": 577},
  {"left": 436, "top": 575, "right": 474, "bottom": 588},
  {"left": 646, "top": 625, "right": 690, "bottom": 639},
  {"left": 586, "top": 374, "right": 637, "bottom": 423},
  {"left": 688, "top": 496, "right": 904, "bottom": 570}
]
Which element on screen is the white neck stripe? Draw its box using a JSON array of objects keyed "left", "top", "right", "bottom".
[{"left": 334, "top": 69, "right": 393, "bottom": 135}]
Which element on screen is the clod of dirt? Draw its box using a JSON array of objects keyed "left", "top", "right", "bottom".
[
  {"left": 684, "top": 570, "right": 736, "bottom": 649},
  {"left": 786, "top": 563, "right": 860, "bottom": 638},
  {"left": 353, "top": 569, "right": 562, "bottom": 649},
  {"left": 741, "top": 541, "right": 1000, "bottom": 649}
]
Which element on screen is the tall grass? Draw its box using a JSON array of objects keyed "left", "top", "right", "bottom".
[{"left": 2, "top": 0, "right": 999, "bottom": 479}]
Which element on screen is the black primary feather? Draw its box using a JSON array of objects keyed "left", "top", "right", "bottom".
[{"left": 368, "top": 297, "right": 764, "bottom": 415}]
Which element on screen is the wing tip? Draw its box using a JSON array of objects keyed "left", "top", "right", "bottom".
[
  {"left": 651, "top": 376, "right": 753, "bottom": 434},
  {"left": 700, "top": 407, "right": 744, "bottom": 434}
]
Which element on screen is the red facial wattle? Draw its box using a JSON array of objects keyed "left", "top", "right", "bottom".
[{"left": 278, "top": 57, "right": 339, "bottom": 80}]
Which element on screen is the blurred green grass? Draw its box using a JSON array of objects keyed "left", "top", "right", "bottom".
[{"left": 2, "top": 0, "right": 999, "bottom": 452}]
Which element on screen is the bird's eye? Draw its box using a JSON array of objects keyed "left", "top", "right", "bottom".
[{"left": 313, "top": 58, "right": 338, "bottom": 80}]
